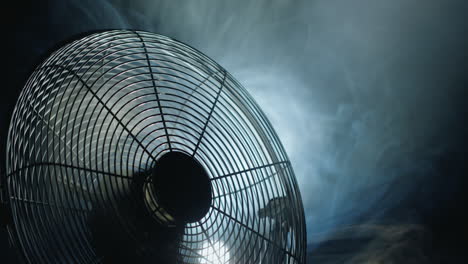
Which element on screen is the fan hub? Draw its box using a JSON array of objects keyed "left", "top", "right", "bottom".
[{"left": 152, "top": 152, "right": 212, "bottom": 223}]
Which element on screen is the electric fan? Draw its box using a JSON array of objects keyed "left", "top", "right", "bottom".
[{"left": 0, "top": 30, "right": 306, "bottom": 263}]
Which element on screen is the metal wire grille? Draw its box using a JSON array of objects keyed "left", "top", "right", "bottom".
[{"left": 5, "top": 30, "right": 306, "bottom": 263}]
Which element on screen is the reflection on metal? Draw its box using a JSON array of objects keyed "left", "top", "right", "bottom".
[
  {"left": 143, "top": 177, "right": 175, "bottom": 226},
  {"left": 3, "top": 30, "right": 306, "bottom": 263}
]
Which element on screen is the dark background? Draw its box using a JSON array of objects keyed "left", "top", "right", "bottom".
[{"left": 2, "top": 0, "right": 468, "bottom": 262}]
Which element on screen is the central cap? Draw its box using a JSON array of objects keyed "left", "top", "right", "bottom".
[{"left": 152, "top": 152, "right": 212, "bottom": 223}]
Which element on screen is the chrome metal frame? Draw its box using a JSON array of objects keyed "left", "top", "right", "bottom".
[{"left": 4, "top": 30, "right": 306, "bottom": 264}]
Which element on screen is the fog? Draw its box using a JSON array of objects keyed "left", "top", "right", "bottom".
[{"left": 8, "top": 0, "right": 468, "bottom": 262}]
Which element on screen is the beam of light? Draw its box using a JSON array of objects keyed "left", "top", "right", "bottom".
[{"left": 199, "top": 241, "right": 229, "bottom": 264}]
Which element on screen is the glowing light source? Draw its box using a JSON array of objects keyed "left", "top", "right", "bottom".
[{"left": 199, "top": 241, "right": 229, "bottom": 264}]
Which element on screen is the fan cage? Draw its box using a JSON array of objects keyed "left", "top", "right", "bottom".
[{"left": 5, "top": 30, "right": 306, "bottom": 263}]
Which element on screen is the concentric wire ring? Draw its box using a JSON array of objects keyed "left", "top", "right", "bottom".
[{"left": 6, "top": 30, "right": 306, "bottom": 264}]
